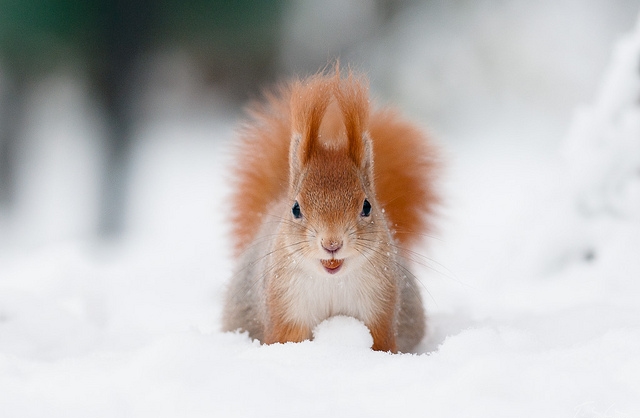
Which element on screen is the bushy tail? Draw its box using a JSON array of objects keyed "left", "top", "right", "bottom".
[
  {"left": 229, "top": 84, "right": 293, "bottom": 256},
  {"left": 229, "top": 71, "right": 439, "bottom": 256},
  {"left": 369, "top": 109, "right": 440, "bottom": 248}
]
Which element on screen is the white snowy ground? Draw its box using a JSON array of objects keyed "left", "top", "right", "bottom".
[{"left": 2, "top": 24, "right": 640, "bottom": 418}]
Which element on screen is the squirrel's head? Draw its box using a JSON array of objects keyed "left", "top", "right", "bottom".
[{"left": 284, "top": 72, "right": 387, "bottom": 276}]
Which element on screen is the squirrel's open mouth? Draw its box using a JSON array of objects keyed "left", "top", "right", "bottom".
[{"left": 321, "top": 259, "right": 344, "bottom": 274}]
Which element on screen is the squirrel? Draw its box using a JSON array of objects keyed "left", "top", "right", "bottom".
[{"left": 222, "top": 68, "right": 439, "bottom": 353}]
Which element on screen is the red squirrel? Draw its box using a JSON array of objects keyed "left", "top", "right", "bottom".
[{"left": 222, "top": 69, "right": 439, "bottom": 352}]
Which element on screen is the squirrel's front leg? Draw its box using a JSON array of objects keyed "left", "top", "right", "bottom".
[
  {"left": 264, "top": 274, "right": 311, "bottom": 344},
  {"left": 368, "top": 316, "right": 397, "bottom": 353},
  {"left": 264, "top": 316, "right": 311, "bottom": 344}
]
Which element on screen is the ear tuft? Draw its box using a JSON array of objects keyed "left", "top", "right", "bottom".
[
  {"left": 290, "top": 75, "right": 336, "bottom": 167},
  {"left": 333, "top": 71, "right": 370, "bottom": 168}
]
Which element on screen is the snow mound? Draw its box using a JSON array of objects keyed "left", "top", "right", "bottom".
[
  {"left": 312, "top": 315, "right": 373, "bottom": 350},
  {"left": 564, "top": 15, "right": 640, "bottom": 219}
]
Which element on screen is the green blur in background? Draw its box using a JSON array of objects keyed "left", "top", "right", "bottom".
[
  {"left": 0, "top": 0, "right": 285, "bottom": 89},
  {"left": 0, "top": 0, "right": 286, "bottom": 235}
]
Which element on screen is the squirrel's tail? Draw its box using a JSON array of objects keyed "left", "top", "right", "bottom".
[
  {"left": 229, "top": 83, "right": 293, "bottom": 257},
  {"left": 369, "top": 109, "right": 440, "bottom": 248}
]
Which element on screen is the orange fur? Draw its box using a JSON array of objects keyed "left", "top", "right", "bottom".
[
  {"left": 290, "top": 75, "right": 335, "bottom": 165},
  {"left": 229, "top": 86, "right": 292, "bottom": 256},
  {"left": 369, "top": 317, "right": 397, "bottom": 353},
  {"left": 367, "top": 288, "right": 399, "bottom": 352},
  {"left": 265, "top": 319, "right": 311, "bottom": 345},
  {"left": 229, "top": 70, "right": 438, "bottom": 257},
  {"left": 333, "top": 72, "right": 370, "bottom": 166},
  {"left": 369, "top": 109, "right": 439, "bottom": 248}
]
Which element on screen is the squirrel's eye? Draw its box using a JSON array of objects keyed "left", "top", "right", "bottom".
[
  {"left": 361, "top": 199, "right": 372, "bottom": 217},
  {"left": 292, "top": 201, "right": 302, "bottom": 219}
]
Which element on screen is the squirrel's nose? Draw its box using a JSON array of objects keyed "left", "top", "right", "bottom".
[{"left": 321, "top": 238, "right": 343, "bottom": 254}]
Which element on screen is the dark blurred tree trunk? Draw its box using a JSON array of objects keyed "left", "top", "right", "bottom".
[
  {"left": 1, "top": 0, "right": 283, "bottom": 238},
  {"left": 94, "top": 0, "right": 152, "bottom": 236},
  {"left": 0, "top": 73, "right": 26, "bottom": 211}
]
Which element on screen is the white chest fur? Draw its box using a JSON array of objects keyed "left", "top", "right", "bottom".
[{"left": 278, "top": 258, "right": 388, "bottom": 328}]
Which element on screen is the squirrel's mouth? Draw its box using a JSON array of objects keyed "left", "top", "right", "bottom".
[{"left": 321, "top": 259, "right": 344, "bottom": 274}]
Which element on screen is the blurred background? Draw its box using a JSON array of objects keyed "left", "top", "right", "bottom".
[{"left": 0, "top": 0, "right": 638, "bottom": 250}]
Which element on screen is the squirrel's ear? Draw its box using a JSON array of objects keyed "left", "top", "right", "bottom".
[
  {"left": 361, "top": 133, "right": 374, "bottom": 182},
  {"left": 334, "top": 72, "right": 370, "bottom": 170},
  {"left": 289, "top": 76, "right": 333, "bottom": 174},
  {"left": 289, "top": 132, "right": 305, "bottom": 181}
]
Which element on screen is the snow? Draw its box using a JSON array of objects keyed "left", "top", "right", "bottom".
[{"left": 2, "top": 10, "right": 640, "bottom": 418}]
